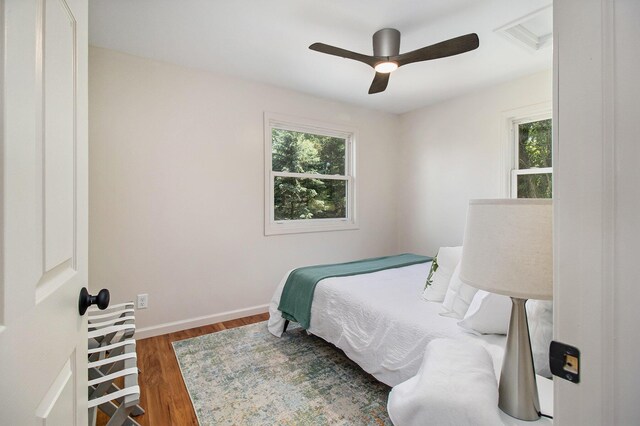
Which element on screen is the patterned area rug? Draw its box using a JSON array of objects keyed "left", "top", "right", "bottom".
[{"left": 172, "top": 322, "right": 392, "bottom": 425}]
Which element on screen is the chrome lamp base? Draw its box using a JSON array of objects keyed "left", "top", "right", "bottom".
[{"left": 499, "top": 297, "right": 540, "bottom": 421}]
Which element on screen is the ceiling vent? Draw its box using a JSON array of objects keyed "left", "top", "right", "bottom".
[{"left": 495, "top": 5, "right": 552, "bottom": 52}]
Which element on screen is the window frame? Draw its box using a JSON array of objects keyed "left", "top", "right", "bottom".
[
  {"left": 501, "top": 103, "right": 552, "bottom": 198},
  {"left": 264, "top": 112, "right": 357, "bottom": 236}
]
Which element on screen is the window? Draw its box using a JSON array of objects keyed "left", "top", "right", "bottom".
[
  {"left": 511, "top": 117, "right": 552, "bottom": 198},
  {"left": 264, "top": 113, "right": 356, "bottom": 235}
]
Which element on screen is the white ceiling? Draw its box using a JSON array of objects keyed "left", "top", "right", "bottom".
[{"left": 89, "top": 0, "right": 552, "bottom": 114}]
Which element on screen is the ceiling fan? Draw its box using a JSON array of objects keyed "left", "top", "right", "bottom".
[{"left": 309, "top": 29, "right": 479, "bottom": 94}]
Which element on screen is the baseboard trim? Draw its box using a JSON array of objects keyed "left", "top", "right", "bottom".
[{"left": 135, "top": 304, "right": 270, "bottom": 339}]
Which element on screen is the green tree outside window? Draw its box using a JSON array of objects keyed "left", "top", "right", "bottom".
[
  {"left": 516, "top": 119, "right": 552, "bottom": 198},
  {"left": 272, "top": 129, "right": 347, "bottom": 220}
]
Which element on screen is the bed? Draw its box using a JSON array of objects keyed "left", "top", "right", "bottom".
[
  {"left": 268, "top": 261, "right": 508, "bottom": 387},
  {"left": 268, "top": 255, "right": 554, "bottom": 424}
]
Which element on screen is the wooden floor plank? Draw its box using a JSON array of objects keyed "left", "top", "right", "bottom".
[{"left": 96, "top": 312, "right": 269, "bottom": 425}]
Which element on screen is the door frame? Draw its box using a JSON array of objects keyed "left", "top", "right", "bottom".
[{"left": 553, "top": 0, "right": 640, "bottom": 423}]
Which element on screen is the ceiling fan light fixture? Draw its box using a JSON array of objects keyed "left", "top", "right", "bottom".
[
  {"left": 374, "top": 61, "right": 398, "bottom": 73},
  {"left": 310, "top": 30, "right": 479, "bottom": 94}
]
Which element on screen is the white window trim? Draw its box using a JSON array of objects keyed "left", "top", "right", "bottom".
[
  {"left": 264, "top": 112, "right": 357, "bottom": 236},
  {"left": 500, "top": 102, "right": 552, "bottom": 198}
]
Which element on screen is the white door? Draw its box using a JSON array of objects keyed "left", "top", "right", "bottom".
[{"left": 0, "top": 0, "right": 89, "bottom": 424}]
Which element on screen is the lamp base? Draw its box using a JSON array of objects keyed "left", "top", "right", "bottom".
[{"left": 499, "top": 297, "right": 540, "bottom": 421}]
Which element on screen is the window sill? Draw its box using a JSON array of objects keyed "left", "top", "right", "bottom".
[{"left": 264, "top": 220, "right": 358, "bottom": 236}]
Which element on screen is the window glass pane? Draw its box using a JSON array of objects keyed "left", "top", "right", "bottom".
[
  {"left": 272, "top": 129, "right": 345, "bottom": 175},
  {"left": 518, "top": 119, "right": 552, "bottom": 169},
  {"left": 517, "top": 173, "right": 552, "bottom": 198},
  {"left": 274, "top": 177, "right": 346, "bottom": 220}
]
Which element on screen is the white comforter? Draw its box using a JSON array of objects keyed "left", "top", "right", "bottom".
[{"left": 268, "top": 262, "right": 507, "bottom": 387}]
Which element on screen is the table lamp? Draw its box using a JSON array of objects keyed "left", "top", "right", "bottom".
[{"left": 459, "top": 199, "right": 552, "bottom": 421}]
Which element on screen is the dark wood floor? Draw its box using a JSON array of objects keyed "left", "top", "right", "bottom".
[{"left": 97, "top": 312, "right": 270, "bottom": 426}]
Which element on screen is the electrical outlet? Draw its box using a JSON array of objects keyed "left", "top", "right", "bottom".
[{"left": 137, "top": 293, "right": 149, "bottom": 309}]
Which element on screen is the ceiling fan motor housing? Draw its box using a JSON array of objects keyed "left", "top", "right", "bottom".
[{"left": 373, "top": 28, "right": 401, "bottom": 57}]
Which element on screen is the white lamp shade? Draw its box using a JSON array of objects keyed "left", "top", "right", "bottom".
[{"left": 459, "top": 199, "right": 552, "bottom": 300}]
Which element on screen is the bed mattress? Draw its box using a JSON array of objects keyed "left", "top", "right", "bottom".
[{"left": 268, "top": 262, "right": 507, "bottom": 387}]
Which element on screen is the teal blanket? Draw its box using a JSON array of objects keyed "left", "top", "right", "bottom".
[{"left": 278, "top": 253, "right": 432, "bottom": 329}]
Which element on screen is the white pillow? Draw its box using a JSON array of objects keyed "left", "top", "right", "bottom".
[
  {"left": 440, "top": 263, "right": 479, "bottom": 319},
  {"left": 527, "top": 299, "right": 553, "bottom": 378},
  {"left": 457, "top": 290, "right": 512, "bottom": 335},
  {"left": 387, "top": 338, "right": 502, "bottom": 426},
  {"left": 422, "top": 246, "right": 463, "bottom": 302}
]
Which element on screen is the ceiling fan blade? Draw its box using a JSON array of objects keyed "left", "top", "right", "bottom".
[
  {"left": 392, "top": 33, "right": 479, "bottom": 67},
  {"left": 309, "top": 42, "right": 380, "bottom": 68},
  {"left": 368, "top": 72, "right": 390, "bottom": 94}
]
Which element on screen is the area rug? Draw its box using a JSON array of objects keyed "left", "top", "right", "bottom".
[{"left": 172, "top": 322, "right": 392, "bottom": 425}]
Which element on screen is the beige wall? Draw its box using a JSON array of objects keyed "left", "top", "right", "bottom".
[
  {"left": 89, "top": 47, "right": 401, "bottom": 336},
  {"left": 396, "top": 70, "right": 552, "bottom": 256},
  {"left": 89, "top": 47, "right": 552, "bottom": 336}
]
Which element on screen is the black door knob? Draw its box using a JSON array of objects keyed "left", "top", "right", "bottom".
[{"left": 78, "top": 287, "right": 110, "bottom": 316}]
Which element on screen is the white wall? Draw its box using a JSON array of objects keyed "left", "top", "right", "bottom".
[
  {"left": 396, "top": 70, "right": 552, "bottom": 255},
  {"left": 88, "top": 47, "right": 401, "bottom": 337}
]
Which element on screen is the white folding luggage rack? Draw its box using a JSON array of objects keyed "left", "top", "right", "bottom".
[{"left": 87, "top": 302, "right": 144, "bottom": 426}]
